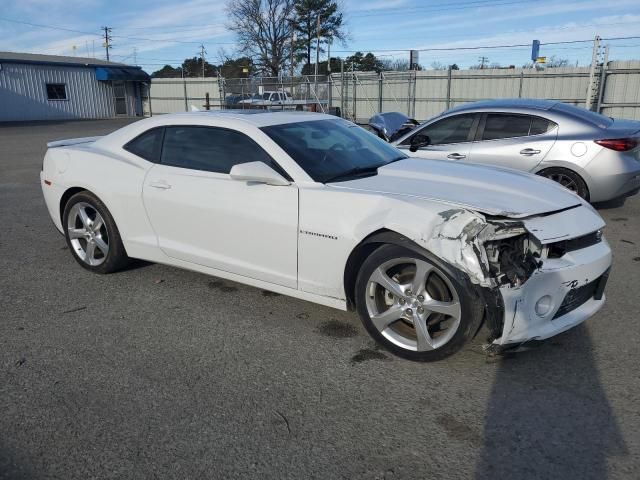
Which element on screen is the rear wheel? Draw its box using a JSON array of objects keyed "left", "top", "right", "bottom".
[
  {"left": 63, "top": 191, "right": 130, "bottom": 273},
  {"left": 538, "top": 167, "right": 589, "bottom": 200},
  {"left": 355, "top": 245, "right": 483, "bottom": 362}
]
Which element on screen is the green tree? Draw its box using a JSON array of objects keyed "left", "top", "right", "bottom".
[
  {"left": 151, "top": 65, "right": 182, "bottom": 78},
  {"left": 300, "top": 56, "right": 341, "bottom": 75},
  {"left": 293, "top": 0, "right": 346, "bottom": 71},
  {"left": 181, "top": 57, "right": 218, "bottom": 77},
  {"left": 345, "top": 52, "right": 385, "bottom": 72},
  {"left": 218, "top": 56, "right": 254, "bottom": 78}
]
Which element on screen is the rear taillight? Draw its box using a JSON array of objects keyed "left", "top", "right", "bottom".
[{"left": 594, "top": 138, "right": 639, "bottom": 151}]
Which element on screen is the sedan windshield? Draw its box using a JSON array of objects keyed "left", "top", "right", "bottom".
[{"left": 261, "top": 119, "right": 407, "bottom": 183}]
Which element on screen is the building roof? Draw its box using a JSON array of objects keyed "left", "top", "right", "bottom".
[{"left": 0, "top": 51, "right": 127, "bottom": 67}]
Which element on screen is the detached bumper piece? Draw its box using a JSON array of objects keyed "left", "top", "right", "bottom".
[{"left": 553, "top": 270, "right": 609, "bottom": 320}]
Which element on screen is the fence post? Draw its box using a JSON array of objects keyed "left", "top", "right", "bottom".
[
  {"left": 446, "top": 67, "right": 452, "bottom": 110},
  {"left": 352, "top": 73, "right": 357, "bottom": 122},
  {"left": 407, "top": 72, "right": 412, "bottom": 117},
  {"left": 518, "top": 71, "right": 524, "bottom": 98},
  {"left": 328, "top": 73, "right": 333, "bottom": 110},
  {"left": 205, "top": 92, "right": 210, "bottom": 110},
  {"left": 220, "top": 77, "right": 226, "bottom": 110},
  {"left": 340, "top": 60, "right": 345, "bottom": 118},
  {"left": 378, "top": 73, "right": 383, "bottom": 113},
  {"left": 147, "top": 83, "right": 153, "bottom": 117},
  {"left": 183, "top": 77, "right": 188, "bottom": 112},
  {"left": 412, "top": 71, "right": 417, "bottom": 118}
]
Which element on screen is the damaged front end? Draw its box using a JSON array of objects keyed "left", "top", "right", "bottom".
[
  {"left": 368, "top": 112, "right": 419, "bottom": 142},
  {"left": 419, "top": 207, "right": 611, "bottom": 349}
]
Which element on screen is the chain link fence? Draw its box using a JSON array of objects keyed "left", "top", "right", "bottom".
[{"left": 143, "top": 61, "right": 640, "bottom": 122}]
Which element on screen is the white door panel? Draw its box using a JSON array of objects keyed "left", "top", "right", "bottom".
[{"left": 143, "top": 164, "right": 298, "bottom": 288}]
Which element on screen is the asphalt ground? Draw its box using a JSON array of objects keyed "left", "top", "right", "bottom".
[{"left": 1, "top": 119, "right": 639, "bottom": 480}]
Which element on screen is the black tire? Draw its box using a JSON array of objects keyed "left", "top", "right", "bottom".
[
  {"left": 62, "top": 191, "right": 130, "bottom": 274},
  {"left": 538, "top": 167, "right": 589, "bottom": 200},
  {"left": 355, "top": 244, "right": 484, "bottom": 362}
]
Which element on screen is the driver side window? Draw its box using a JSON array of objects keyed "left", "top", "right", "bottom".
[
  {"left": 402, "top": 114, "right": 475, "bottom": 146},
  {"left": 160, "top": 126, "right": 288, "bottom": 177}
]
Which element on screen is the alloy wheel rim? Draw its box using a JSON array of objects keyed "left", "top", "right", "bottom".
[
  {"left": 365, "top": 257, "right": 461, "bottom": 352},
  {"left": 548, "top": 173, "right": 578, "bottom": 193},
  {"left": 67, "top": 202, "right": 109, "bottom": 266}
]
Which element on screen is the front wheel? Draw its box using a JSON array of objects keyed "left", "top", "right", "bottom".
[
  {"left": 355, "top": 245, "right": 483, "bottom": 362},
  {"left": 63, "top": 191, "right": 130, "bottom": 274}
]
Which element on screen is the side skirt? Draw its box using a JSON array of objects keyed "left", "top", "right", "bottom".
[{"left": 130, "top": 249, "right": 348, "bottom": 311}]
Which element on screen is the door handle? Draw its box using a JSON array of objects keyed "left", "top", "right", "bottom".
[
  {"left": 149, "top": 181, "right": 171, "bottom": 190},
  {"left": 447, "top": 153, "right": 466, "bottom": 160},
  {"left": 520, "top": 148, "right": 541, "bottom": 156}
]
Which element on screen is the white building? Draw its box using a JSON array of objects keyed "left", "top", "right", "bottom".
[{"left": 0, "top": 52, "right": 150, "bottom": 122}]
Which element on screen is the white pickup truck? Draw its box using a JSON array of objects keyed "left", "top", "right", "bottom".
[{"left": 238, "top": 91, "right": 295, "bottom": 107}]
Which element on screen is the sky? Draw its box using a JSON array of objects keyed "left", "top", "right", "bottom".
[{"left": 0, "top": 0, "right": 639, "bottom": 73}]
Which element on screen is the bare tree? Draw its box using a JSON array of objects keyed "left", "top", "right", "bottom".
[
  {"left": 226, "top": 0, "right": 295, "bottom": 76},
  {"left": 430, "top": 61, "right": 447, "bottom": 70},
  {"left": 546, "top": 55, "right": 569, "bottom": 68}
]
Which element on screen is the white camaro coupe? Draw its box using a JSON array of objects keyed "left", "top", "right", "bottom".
[{"left": 41, "top": 111, "right": 612, "bottom": 361}]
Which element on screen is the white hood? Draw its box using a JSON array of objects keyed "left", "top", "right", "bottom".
[{"left": 329, "top": 158, "right": 582, "bottom": 218}]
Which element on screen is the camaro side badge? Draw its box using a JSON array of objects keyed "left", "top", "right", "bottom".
[{"left": 300, "top": 229, "right": 338, "bottom": 240}]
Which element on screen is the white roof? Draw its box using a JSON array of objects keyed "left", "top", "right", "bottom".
[{"left": 155, "top": 111, "right": 338, "bottom": 128}]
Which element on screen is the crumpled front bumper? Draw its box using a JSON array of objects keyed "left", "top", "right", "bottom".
[{"left": 494, "top": 238, "right": 612, "bottom": 346}]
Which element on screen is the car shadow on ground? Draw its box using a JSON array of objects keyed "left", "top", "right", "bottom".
[
  {"left": 593, "top": 196, "right": 630, "bottom": 210},
  {"left": 474, "top": 325, "right": 627, "bottom": 479}
]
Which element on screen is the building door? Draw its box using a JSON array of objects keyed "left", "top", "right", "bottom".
[{"left": 113, "top": 81, "right": 127, "bottom": 115}]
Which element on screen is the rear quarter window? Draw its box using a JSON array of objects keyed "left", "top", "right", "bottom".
[{"left": 123, "top": 128, "right": 164, "bottom": 162}]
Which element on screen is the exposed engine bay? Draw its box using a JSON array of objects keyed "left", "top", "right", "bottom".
[{"left": 484, "top": 230, "right": 543, "bottom": 288}]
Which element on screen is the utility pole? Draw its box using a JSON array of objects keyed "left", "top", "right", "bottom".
[
  {"left": 133, "top": 47, "right": 137, "bottom": 66},
  {"left": 199, "top": 44, "right": 207, "bottom": 77},
  {"left": 102, "top": 26, "right": 112, "bottom": 61},
  {"left": 478, "top": 56, "right": 488, "bottom": 69},
  {"left": 327, "top": 38, "right": 332, "bottom": 74}
]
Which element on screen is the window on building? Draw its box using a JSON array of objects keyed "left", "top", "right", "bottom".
[{"left": 46, "top": 83, "right": 67, "bottom": 100}]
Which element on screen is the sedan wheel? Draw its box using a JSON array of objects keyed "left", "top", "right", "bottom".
[
  {"left": 355, "top": 245, "right": 483, "bottom": 361},
  {"left": 63, "top": 191, "right": 130, "bottom": 273},
  {"left": 539, "top": 167, "right": 589, "bottom": 200}
]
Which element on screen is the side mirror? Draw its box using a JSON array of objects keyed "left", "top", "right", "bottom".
[
  {"left": 230, "top": 161, "right": 290, "bottom": 186},
  {"left": 409, "top": 133, "right": 431, "bottom": 152}
]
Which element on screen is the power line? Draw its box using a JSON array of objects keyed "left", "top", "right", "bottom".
[
  {"left": 332, "top": 36, "right": 640, "bottom": 54},
  {"left": 353, "top": 0, "right": 534, "bottom": 19},
  {"left": 0, "top": 16, "right": 235, "bottom": 45},
  {"left": 0, "top": 17, "right": 101, "bottom": 37}
]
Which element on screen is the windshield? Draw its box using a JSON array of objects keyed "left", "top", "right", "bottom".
[
  {"left": 261, "top": 119, "right": 407, "bottom": 183},
  {"left": 263, "top": 93, "right": 271, "bottom": 100}
]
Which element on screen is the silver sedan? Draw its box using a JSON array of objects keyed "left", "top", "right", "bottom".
[{"left": 387, "top": 99, "right": 640, "bottom": 202}]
